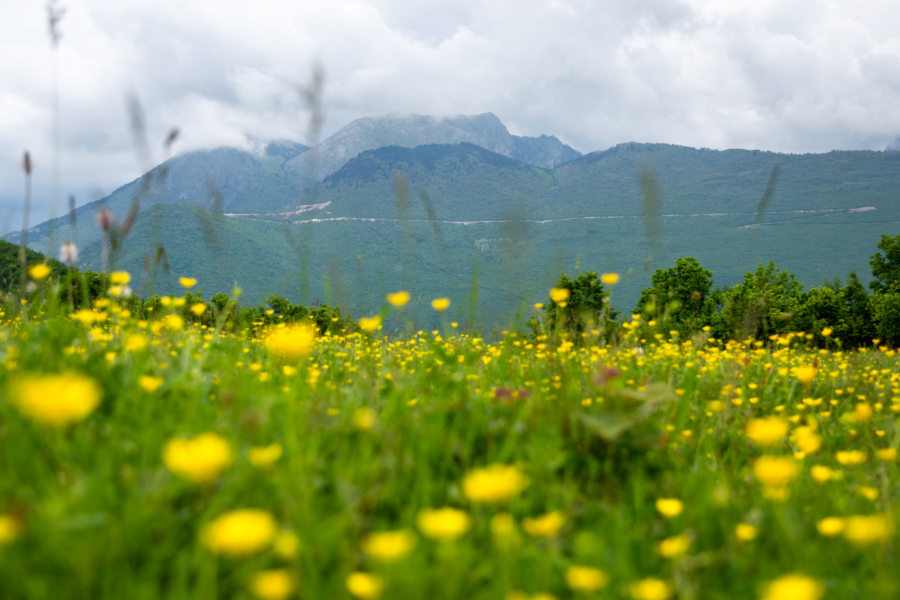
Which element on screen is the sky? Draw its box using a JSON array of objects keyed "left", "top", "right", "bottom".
[{"left": 2, "top": 0, "right": 900, "bottom": 234}]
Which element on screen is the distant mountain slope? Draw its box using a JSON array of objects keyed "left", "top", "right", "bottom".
[{"left": 285, "top": 112, "right": 581, "bottom": 179}]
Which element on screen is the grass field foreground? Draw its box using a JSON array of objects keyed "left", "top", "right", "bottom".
[{"left": 1, "top": 275, "right": 899, "bottom": 599}]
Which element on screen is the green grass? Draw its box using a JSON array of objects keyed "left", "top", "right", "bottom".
[{"left": 1, "top": 286, "right": 899, "bottom": 599}]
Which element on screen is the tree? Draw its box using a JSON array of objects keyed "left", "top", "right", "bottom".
[
  {"left": 541, "top": 271, "right": 617, "bottom": 338},
  {"left": 869, "top": 234, "right": 900, "bottom": 294},
  {"left": 635, "top": 257, "right": 714, "bottom": 334},
  {"left": 711, "top": 262, "right": 804, "bottom": 339}
]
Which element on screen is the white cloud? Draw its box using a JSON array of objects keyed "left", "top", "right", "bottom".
[{"left": 2, "top": 0, "right": 900, "bottom": 232}]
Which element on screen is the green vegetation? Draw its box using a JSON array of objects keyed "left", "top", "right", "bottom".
[{"left": 2, "top": 249, "right": 899, "bottom": 599}]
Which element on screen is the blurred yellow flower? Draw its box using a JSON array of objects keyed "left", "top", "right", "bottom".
[
  {"left": 124, "top": 333, "right": 149, "bottom": 352},
  {"left": 843, "top": 514, "right": 893, "bottom": 545},
  {"left": 462, "top": 464, "right": 528, "bottom": 504},
  {"left": 28, "top": 263, "right": 51, "bottom": 281},
  {"left": 550, "top": 287, "right": 570, "bottom": 304},
  {"left": 655, "top": 498, "right": 683, "bottom": 518},
  {"left": 0, "top": 515, "right": 22, "bottom": 546},
  {"left": 431, "top": 297, "right": 451, "bottom": 312},
  {"left": 735, "top": 523, "right": 758, "bottom": 541},
  {"left": 875, "top": 448, "right": 897, "bottom": 462},
  {"left": 490, "top": 512, "right": 519, "bottom": 548},
  {"left": 522, "top": 511, "right": 564, "bottom": 537},
  {"left": 109, "top": 271, "right": 131, "bottom": 285},
  {"left": 791, "top": 426, "right": 821, "bottom": 454},
  {"left": 265, "top": 324, "right": 317, "bottom": 361},
  {"left": 600, "top": 272, "right": 620, "bottom": 285},
  {"left": 163, "top": 433, "right": 233, "bottom": 484},
  {"left": 248, "top": 443, "right": 283, "bottom": 469},
  {"left": 346, "top": 572, "right": 383, "bottom": 599},
  {"left": 416, "top": 507, "right": 470, "bottom": 541},
  {"left": 746, "top": 417, "right": 789, "bottom": 447},
  {"left": 352, "top": 407, "right": 378, "bottom": 431},
  {"left": 565, "top": 566, "right": 608, "bottom": 591},
  {"left": 359, "top": 316, "right": 382, "bottom": 333},
  {"left": 361, "top": 529, "right": 416, "bottom": 562},
  {"left": 274, "top": 530, "right": 300, "bottom": 559},
  {"left": 836, "top": 449, "right": 867, "bottom": 466},
  {"left": 387, "top": 291, "right": 410, "bottom": 308},
  {"left": 190, "top": 303, "right": 207, "bottom": 316},
  {"left": 809, "top": 465, "right": 835, "bottom": 483},
  {"left": 178, "top": 276, "right": 197, "bottom": 289},
  {"left": 10, "top": 372, "right": 102, "bottom": 427},
  {"left": 759, "top": 573, "right": 824, "bottom": 600},
  {"left": 793, "top": 366, "right": 816, "bottom": 385},
  {"left": 138, "top": 375, "right": 164, "bottom": 393},
  {"left": 816, "top": 517, "right": 845, "bottom": 536},
  {"left": 657, "top": 533, "right": 691, "bottom": 558},
  {"left": 629, "top": 578, "right": 673, "bottom": 600},
  {"left": 164, "top": 314, "right": 185, "bottom": 331},
  {"left": 821, "top": 327, "right": 833, "bottom": 337},
  {"left": 753, "top": 456, "right": 798, "bottom": 497},
  {"left": 202, "top": 509, "right": 277, "bottom": 557},
  {"left": 248, "top": 569, "right": 294, "bottom": 600}
]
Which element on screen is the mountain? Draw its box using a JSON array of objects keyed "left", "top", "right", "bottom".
[
  {"left": 285, "top": 113, "right": 581, "bottom": 179},
  {"left": 9, "top": 112, "right": 900, "bottom": 328}
]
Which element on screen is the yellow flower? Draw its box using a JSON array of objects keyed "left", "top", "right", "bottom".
[
  {"left": 753, "top": 456, "right": 798, "bottom": 493},
  {"left": 346, "top": 572, "right": 383, "bottom": 599},
  {"left": 431, "top": 297, "right": 451, "bottom": 312},
  {"left": 359, "top": 316, "right": 382, "bottom": 333},
  {"left": 657, "top": 533, "right": 691, "bottom": 558},
  {"left": 178, "top": 276, "right": 198, "bottom": 289},
  {"left": 109, "top": 271, "right": 131, "bottom": 285},
  {"left": 791, "top": 426, "right": 821, "bottom": 454},
  {"left": 843, "top": 514, "right": 893, "bottom": 545},
  {"left": 816, "top": 517, "right": 845, "bottom": 536},
  {"left": 387, "top": 291, "right": 410, "bottom": 308},
  {"left": 416, "top": 507, "right": 471, "bottom": 541},
  {"left": 28, "top": 263, "right": 51, "bottom": 281},
  {"left": 793, "top": 366, "right": 816, "bottom": 385},
  {"left": 746, "top": 417, "right": 789, "bottom": 447},
  {"left": 522, "top": 511, "right": 565, "bottom": 537},
  {"left": 248, "top": 443, "right": 283, "bottom": 469},
  {"left": 0, "top": 515, "right": 22, "bottom": 546},
  {"left": 274, "top": 530, "right": 300, "bottom": 559},
  {"left": 821, "top": 327, "right": 833, "bottom": 337},
  {"left": 265, "top": 324, "right": 317, "bottom": 361},
  {"left": 836, "top": 449, "right": 867, "bottom": 466},
  {"left": 550, "top": 287, "right": 570, "bottom": 304},
  {"left": 361, "top": 529, "right": 416, "bottom": 562},
  {"left": 759, "top": 573, "right": 824, "bottom": 600},
  {"left": 124, "top": 333, "right": 149, "bottom": 352},
  {"left": 352, "top": 407, "right": 378, "bottom": 431},
  {"left": 490, "top": 512, "right": 519, "bottom": 548},
  {"left": 138, "top": 375, "right": 164, "bottom": 393},
  {"left": 462, "top": 464, "right": 528, "bottom": 504},
  {"left": 629, "top": 578, "right": 673, "bottom": 600},
  {"left": 564, "top": 566, "right": 608, "bottom": 591},
  {"left": 10, "top": 372, "right": 102, "bottom": 427},
  {"left": 600, "top": 272, "right": 620, "bottom": 285},
  {"left": 163, "top": 433, "right": 233, "bottom": 484},
  {"left": 809, "top": 465, "right": 834, "bottom": 483},
  {"left": 655, "top": 498, "right": 683, "bottom": 518},
  {"left": 163, "top": 314, "right": 185, "bottom": 331},
  {"left": 735, "top": 523, "right": 758, "bottom": 541},
  {"left": 202, "top": 509, "right": 277, "bottom": 557},
  {"left": 190, "top": 303, "right": 207, "bottom": 316},
  {"left": 248, "top": 569, "right": 294, "bottom": 600},
  {"left": 875, "top": 448, "right": 897, "bottom": 462}
]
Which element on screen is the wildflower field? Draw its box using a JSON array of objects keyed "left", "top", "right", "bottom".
[{"left": 1, "top": 278, "right": 899, "bottom": 600}]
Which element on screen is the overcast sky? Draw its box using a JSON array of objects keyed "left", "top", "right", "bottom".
[{"left": 2, "top": 0, "right": 900, "bottom": 233}]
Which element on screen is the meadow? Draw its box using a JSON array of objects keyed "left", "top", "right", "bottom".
[{"left": 1, "top": 272, "right": 898, "bottom": 600}]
